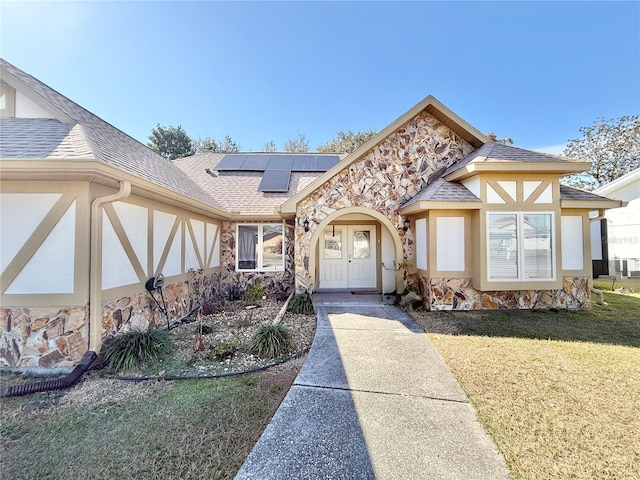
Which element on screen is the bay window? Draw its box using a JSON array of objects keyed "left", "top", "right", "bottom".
[
  {"left": 487, "top": 212, "right": 554, "bottom": 282},
  {"left": 237, "top": 224, "right": 284, "bottom": 271}
]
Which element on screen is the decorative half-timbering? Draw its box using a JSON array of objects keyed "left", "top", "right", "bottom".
[{"left": 0, "top": 58, "right": 626, "bottom": 368}]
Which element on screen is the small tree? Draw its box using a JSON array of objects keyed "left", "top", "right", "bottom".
[
  {"left": 485, "top": 132, "right": 514, "bottom": 145},
  {"left": 562, "top": 116, "right": 640, "bottom": 190},
  {"left": 284, "top": 133, "right": 309, "bottom": 153},
  {"left": 219, "top": 135, "right": 240, "bottom": 153},
  {"left": 147, "top": 124, "right": 194, "bottom": 160},
  {"left": 317, "top": 129, "right": 377, "bottom": 153},
  {"left": 263, "top": 140, "right": 277, "bottom": 152},
  {"left": 193, "top": 137, "right": 219, "bottom": 153}
]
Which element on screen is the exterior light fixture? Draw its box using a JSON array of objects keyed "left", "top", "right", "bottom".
[
  {"left": 303, "top": 218, "right": 310, "bottom": 232},
  {"left": 403, "top": 218, "right": 410, "bottom": 232}
]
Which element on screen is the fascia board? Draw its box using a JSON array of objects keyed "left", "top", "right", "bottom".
[
  {"left": 445, "top": 161, "right": 590, "bottom": 181},
  {"left": 399, "top": 201, "right": 481, "bottom": 215},
  {"left": 561, "top": 199, "right": 626, "bottom": 209},
  {"left": 0, "top": 158, "right": 231, "bottom": 219}
]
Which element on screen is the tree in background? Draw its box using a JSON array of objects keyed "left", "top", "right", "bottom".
[
  {"left": 147, "top": 124, "right": 194, "bottom": 160},
  {"left": 284, "top": 133, "right": 309, "bottom": 153},
  {"left": 218, "top": 135, "right": 240, "bottom": 153},
  {"left": 485, "top": 132, "right": 514, "bottom": 145},
  {"left": 263, "top": 140, "right": 277, "bottom": 152},
  {"left": 562, "top": 116, "right": 640, "bottom": 190},
  {"left": 317, "top": 129, "right": 377, "bottom": 153},
  {"left": 193, "top": 137, "right": 218, "bottom": 153}
]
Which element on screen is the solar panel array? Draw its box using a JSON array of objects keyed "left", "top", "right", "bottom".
[{"left": 216, "top": 154, "right": 341, "bottom": 192}]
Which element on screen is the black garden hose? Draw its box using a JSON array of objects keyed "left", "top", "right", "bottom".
[{"left": 0, "top": 351, "right": 98, "bottom": 398}]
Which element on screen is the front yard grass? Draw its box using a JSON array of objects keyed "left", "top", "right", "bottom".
[
  {"left": 0, "top": 360, "right": 302, "bottom": 479},
  {"left": 410, "top": 291, "right": 640, "bottom": 480}
]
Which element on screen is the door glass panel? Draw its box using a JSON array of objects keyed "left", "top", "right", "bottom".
[
  {"left": 352, "top": 230, "right": 370, "bottom": 259},
  {"left": 324, "top": 231, "right": 342, "bottom": 259}
]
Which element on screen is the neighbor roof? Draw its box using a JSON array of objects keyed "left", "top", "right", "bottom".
[{"left": 0, "top": 58, "right": 224, "bottom": 212}]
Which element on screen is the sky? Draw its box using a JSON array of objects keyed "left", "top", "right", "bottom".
[{"left": 1, "top": 1, "right": 639, "bottom": 154}]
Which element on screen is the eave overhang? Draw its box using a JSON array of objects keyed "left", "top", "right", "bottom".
[
  {"left": 0, "top": 158, "right": 231, "bottom": 220},
  {"left": 561, "top": 199, "right": 626, "bottom": 209},
  {"left": 445, "top": 161, "right": 590, "bottom": 181},
  {"left": 399, "top": 201, "right": 481, "bottom": 215}
]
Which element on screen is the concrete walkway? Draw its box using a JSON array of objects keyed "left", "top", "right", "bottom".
[{"left": 235, "top": 294, "right": 510, "bottom": 479}]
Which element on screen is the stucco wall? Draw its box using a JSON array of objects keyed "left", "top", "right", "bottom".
[{"left": 295, "top": 111, "right": 475, "bottom": 289}]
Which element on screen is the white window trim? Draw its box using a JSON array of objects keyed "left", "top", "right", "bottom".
[
  {"left": 235, "top": 223, "right": 285, "bottom": 272},
  {"left": 486, "top": 211, "right": 556, "bottom": 283}
]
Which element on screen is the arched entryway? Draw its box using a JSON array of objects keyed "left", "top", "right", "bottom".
[{"left": 307, "top": 208, "right": 404, "bottom": 293}]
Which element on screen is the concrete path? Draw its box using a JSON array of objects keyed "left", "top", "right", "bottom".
[{"left": 235, "top": 294, "right": 510, "bottom": 479}]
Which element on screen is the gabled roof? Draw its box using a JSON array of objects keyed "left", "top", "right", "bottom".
[
  {"left": 444, "top": 142, "right": 589, "bottom": 180},
  {"left": 279, "top": 95, "right": 488, "bottom": 214},
  {"left": 0, "top": 58, "right": 226, "bottom": 214}
]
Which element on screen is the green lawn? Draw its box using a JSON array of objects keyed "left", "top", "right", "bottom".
[
  {"left": 410, "top": 291, "right": 640, "bottom": 480},
  {"left": 0, "top": 361, "right": 301, "bottom": 480}
]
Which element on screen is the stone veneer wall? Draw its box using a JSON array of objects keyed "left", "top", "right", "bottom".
[
  {"left": 218, "top": 221, "right": 296, "bottom": 295},
  {"left": 295, "top": 111, "right": 475, "bottom": 290},
  {"left": 1, "top": 306, "right": 89, "bottom": 368},
  {"left": 420, "top": 276, "right": 592, "bottom": 310}
]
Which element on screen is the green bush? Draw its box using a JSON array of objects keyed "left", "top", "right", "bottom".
[
  {"left": 211, "top": 339, "right": 239, "bottom": 360},
  {"left": 244, "top": 278, "right": 266, "bottom": 303},
  {"left": 288, "top": 292, "right": 314, "bottom": 315},
  {"left": 103, "top": 329, "right": 171, "bottom": 372},
  {"left": 250, "top": 324, "right": 293, "bottom": 358}
]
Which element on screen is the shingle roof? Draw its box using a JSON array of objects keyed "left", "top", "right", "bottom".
[
  {"left": 0, "top": 58, "right": 223, "bottom": 211},
  {"left": 402, "top": 178, "right": 480, "bottom": 208},
  {"left": 174, "top": 153, "right": 328, "bottom": 216},
  {"left": 445, "top": 142, "right": 581, "bottom": 175},
  {"left": 559, "top": 184, "right": 616, "bottom": 202}
]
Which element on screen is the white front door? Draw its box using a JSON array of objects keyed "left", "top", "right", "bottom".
[{"left": 320, "top": 225, "right": 377, "bottom": 289}]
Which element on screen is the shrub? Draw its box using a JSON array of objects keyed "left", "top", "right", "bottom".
[
  {"left": 268, "top": 281, "right": 292, "bottom": 302},
  {"left": 102, "top": 329, "right": 171, "bottom": 372},
  {"left": 250, "top": 324, "right": 293, "bottom": 358},
  {"left": 211, "top": 339, "right": 239, "bottom": 361},
  {"left": 288, "top": 292, "right": 314, "bottom": 315},
  {"left": 225, "top": 283, "right": 243, "bottom": 301},
  {"left": 244, "top": 278, "right": 266, "bottom": 303}
]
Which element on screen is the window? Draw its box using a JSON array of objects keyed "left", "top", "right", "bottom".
[
  {"left": 237, "top": 224, "right": 284, "bottom": 271},
  {"left": 487, "top": 212, "right": 554, "bottom": 281}
]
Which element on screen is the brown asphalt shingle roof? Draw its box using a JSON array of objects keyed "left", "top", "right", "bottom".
[
  {"left": 445, "top": 142, "right": 581, "bottom": 176},
  {"left": 559, "top": 184, "right": 616, "bottom": 201},
  {"left": 401, "top": 178, "right": 480, "bottom": 208},
  {"left": 174, "top": 153, "right": 329, "bottom": 216},
  {"left": 0, "top": 58, "right": 223, "bottom": 211}
]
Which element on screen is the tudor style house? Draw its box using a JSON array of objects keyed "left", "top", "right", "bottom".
[{"left": 0, "top": 58, "right": 623, "bottom": 368}]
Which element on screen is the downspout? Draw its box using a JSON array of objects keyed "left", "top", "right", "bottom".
[{"left": 89, "top": 181, "right": 131, "bottom": 352}]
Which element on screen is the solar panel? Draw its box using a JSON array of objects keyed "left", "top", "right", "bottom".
[
  {"left": 266, "top": 155, "right": 293, "bottom": 171},
  {"left": 258, "top": 169, "right": 291, "bottom": 192},
  {"left": 216, "top": 155, "right": 248, "bottom": 170},
  {"left": 240, "top": 154, "right": 270, "bottom": 171},
  {"left": 317, "top": 155, "right": 340, "bottom": 171},
  {"left": 292, "top": 155, "right": 317, "bottom": 171}
]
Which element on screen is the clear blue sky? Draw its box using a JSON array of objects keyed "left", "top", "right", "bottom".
[{"left": 2, "top": 1, "right": 639, "bottom": 154}]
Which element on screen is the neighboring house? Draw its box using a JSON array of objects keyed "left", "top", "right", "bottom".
[
  {"left": 591, "top": 168, "right": 640, "bottom": 278},
  {"left": 0, "top": 59, "right": 624, "bottom": 368}
]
